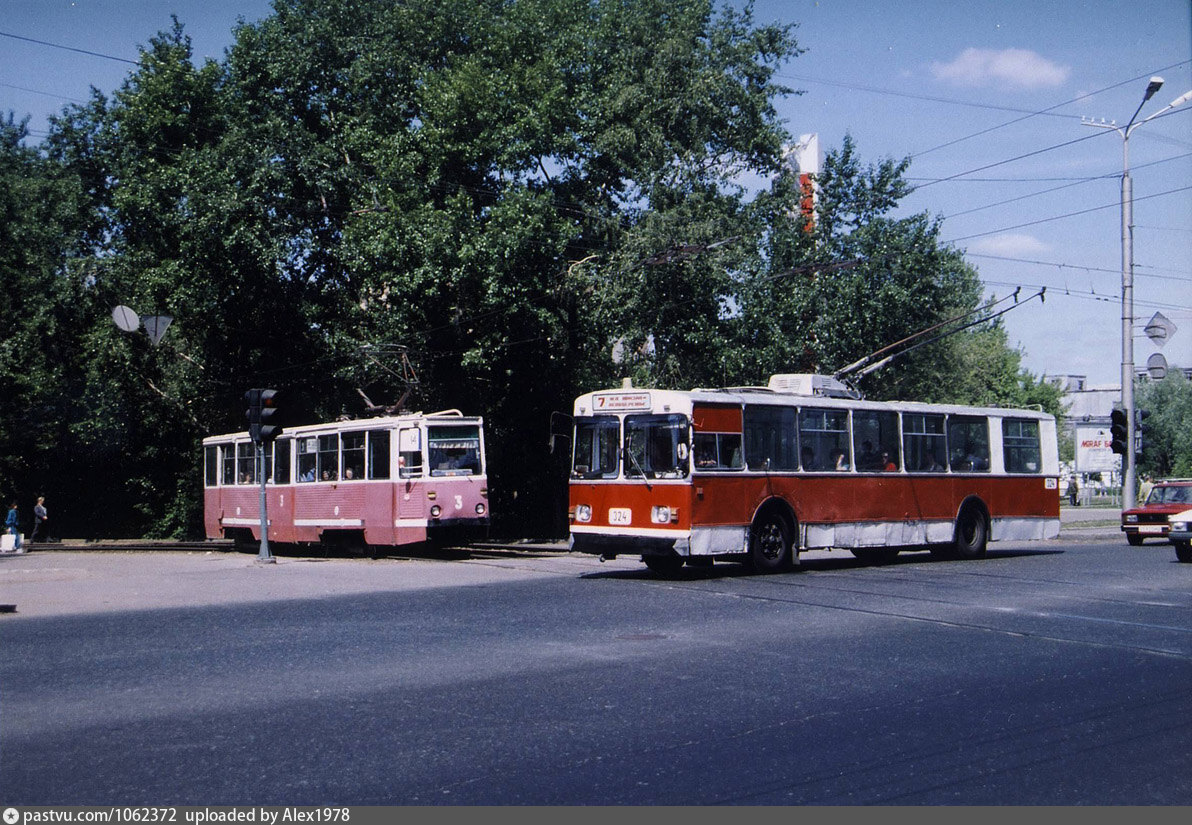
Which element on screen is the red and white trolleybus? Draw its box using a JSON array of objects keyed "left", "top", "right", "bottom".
[
  {"left": 568, "top": 374, "right": 1060, "bottom": 575},
  {"left": 203, "top": 410, "right": 489, "bottom": 553}
]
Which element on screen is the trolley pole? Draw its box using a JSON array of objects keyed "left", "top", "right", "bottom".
[{"left": 257, "top": 441, "right": 274, "bottom": 563}]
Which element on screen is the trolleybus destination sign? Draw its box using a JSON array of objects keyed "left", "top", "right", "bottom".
[{"left": 593, "top": 392, "right": 652, "bottom": 411}]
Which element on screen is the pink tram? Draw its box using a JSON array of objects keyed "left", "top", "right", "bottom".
[
  {"left": 203, "top": 410, "right": 489, "bottom": 553},
  {"left": 568, "top": 374, "right": 1061, "bottom": 575}
]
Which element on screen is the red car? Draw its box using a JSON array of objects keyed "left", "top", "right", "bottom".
[{"left": 1121, "top": 480, "right": 1192, "bottom": 545}]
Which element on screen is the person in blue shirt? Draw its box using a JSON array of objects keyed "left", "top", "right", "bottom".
[{"left": 5, "top": 501, "right": 21, "bottom": 551}]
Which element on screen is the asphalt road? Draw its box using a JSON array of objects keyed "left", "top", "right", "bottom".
[{"left": 3, "top": 524, "right": 1191, "bottom": 805}]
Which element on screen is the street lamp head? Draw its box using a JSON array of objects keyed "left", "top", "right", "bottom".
[
  {"left": 1168, "top": 89, "right": 1192, "bottom": 109},
  {"left": 1144, "top": 76, "right": 1164, "bottom": 100}
]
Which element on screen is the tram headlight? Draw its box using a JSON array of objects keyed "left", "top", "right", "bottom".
[
  {"left": 430, "top": 504, "right": 442, "bottom": 519},
  {"left": 574, "top": 504, "right": 592, "bottom": 523},
  {"left": 651, "top": 505, "right": 671, "bottom": 524},
  {"left": 475, "top": 503, "right": 486, "bottom": 516}
]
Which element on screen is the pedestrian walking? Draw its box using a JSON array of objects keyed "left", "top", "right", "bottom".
[
  {"left": 31, "top": 496, "right": 48, "bottom": 543},
  {"left": 5, "top": 501, "right": 22, "bottom": 551}
]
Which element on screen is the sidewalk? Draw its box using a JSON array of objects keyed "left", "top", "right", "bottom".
[{"left": 1060, "top": 505, "right": 1120, "bottom": 526}]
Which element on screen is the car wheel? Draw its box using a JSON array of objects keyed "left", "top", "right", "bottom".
[
  {"left": 1175, "top": 541, "right": 1192, "bottom": 564},
  {"left": 1126, "top": 533, "right": 1144, "bottom": 546}
]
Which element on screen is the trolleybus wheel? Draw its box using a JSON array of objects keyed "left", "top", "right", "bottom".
[
  {"left": 1175, "top": 541, "right": 1192, "bottom": 564},
  {"left": 953, "top": 505, "right": 988, "bottom": 560},
  {"left": 749, "top": 512, "right": 793, "bottom": 573},
  {"left": 644, "top": 553, "right": 684, "bottom": 577}
]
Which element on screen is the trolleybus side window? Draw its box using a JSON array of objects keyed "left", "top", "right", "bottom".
[
  {"left": 798, "top": 408, "right": 850, "bottom": 471},
  {"left": 947, "top": 416, "right": 990, "bottom": 472},
  {"left": 237, "top": 441, "right": 257, "bottom": 484},
  {"left": 342, "top": 431, "right": 365, "bottom": 480},
  {"left": 903, "top": 412, "right": 947, "bottom": 473},
  {"left": 572, "top": 417, "right": 620, "bottom": 479},
  {"left": 429, "top": 426, "right": 482, "bottom": 476},
  {"left": 853, "top": 410, "right": 900, "bottom": 471},
  {"left": 368, "top": 429, "right": 390, "bottom": 479},
  {"left": 625, "top": 414, "right": 690, "bottom": 479},
  {"left": 205, "top": 446, "right": 218, "bottom": 487},
  {"left": 743, "top": 405, "right": 798, "bottom": 471},
  {"left": 1003, "top": 418, "right": 1041, "bottom": 473},
  {"left": 271, "top": 438, "right": 291, "bottom": 484},
  {"left": 694, "top": 432, "right": 743, "bottom": 470},
  {"left": 398, "top": 428, "right": 423, "bottom": 477}
]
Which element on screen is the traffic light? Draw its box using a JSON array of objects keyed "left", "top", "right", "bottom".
[
  {"left": 1135, "top": 408, "right": 1150, "bottom": 455},
  {"left": 1110, "top": 407, "right": 1129, "bottom": 456},
  {"left": 258, "top": 389, "right": 283, "bottom": 442},
  {"left": 245, "top": 388, "right": 283, "bottom": 443}
]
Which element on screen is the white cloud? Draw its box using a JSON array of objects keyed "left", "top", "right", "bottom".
[
  {"left": 968, "top": 233, "right": 1050, "bottom": 257},
  {"left": 931, "top": 48, "right": 1070, "bottom": 89}
]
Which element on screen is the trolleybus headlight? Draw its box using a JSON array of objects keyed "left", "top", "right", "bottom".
[
  {"left": 475, "top": 503, "right": 486, "bottom": 516},
  {"left": 574, "top": 504, "right": 592, "bottom": 523},
  {"left": 651, "top": 505, "right": 671, "bottom": 524},
  {"left": 430, "top": 505, "right": 442, "bottom": 519}
]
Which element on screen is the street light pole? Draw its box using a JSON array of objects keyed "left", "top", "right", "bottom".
[{"left": 1084, "top": 77, "right": 1192, "bottom": 510}]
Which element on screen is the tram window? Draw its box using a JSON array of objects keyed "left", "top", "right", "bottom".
[
  {"left": 222, "top": 444, "right": 237, "bottom": 485},
  {"left": 318, "top": 434, "right": 339, "bottom": 480},
  {"left": 297, "top": 438, "right": 317, "bottom": 482},
  {"left": 1003, "top": 418, "right": 1041, "bottom": 473},
  {"left": 948, "top": 416, "right": 990, "bottom": 472},
  {"left": 271, "top": 438, "right": 291, "bottom": 484},
  {"left": 694, "top": 433, "right": 743, "bottom": 470},
  {"left": 903, "top": 413, "right": 947, "bottom": 473},
  {"left": 798, "top": 408, "right": 850, "bottom": 471},
  {"left": 236, "top": 442, "right": 257, "bottom": 484},
  {"left": 205, "top": 446, "right": 218, "bottom": 487},
  {"left": 399, "top": 428, "right": 423, "bottom": 478},
  {"left": 429, "top": 426, "right": 482, "bottom": 477},
  {"left": 853, "top": 410, "right": 900, "bottom": 471},
  {"left": 743, "top": 405, "right": 798, "bottom": 471},
  {"left": 342, "top": 432, "right": 365, "bottom": 480},
  {"left": 368, "top": 430, "right": 391, "bottom": 479}
]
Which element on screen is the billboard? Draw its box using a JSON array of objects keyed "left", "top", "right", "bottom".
[{"left": 1075, "top": 425, "right": 1120, "bottom": 473}]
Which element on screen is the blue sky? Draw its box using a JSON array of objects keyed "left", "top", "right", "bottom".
[{"left": 2, "top": 0, "right": 1190, "bottom": 388}]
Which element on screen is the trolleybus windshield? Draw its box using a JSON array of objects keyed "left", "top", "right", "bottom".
[
  {"left": 572, "top": 416, "right": 620, "bottom": 479},
  {"left": 625, "top": 414, "right": 690, "bottom": 480}
]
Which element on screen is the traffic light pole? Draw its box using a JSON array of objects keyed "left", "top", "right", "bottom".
[{"left": 257, "top": 441, "right": 274, "bottom": 564}]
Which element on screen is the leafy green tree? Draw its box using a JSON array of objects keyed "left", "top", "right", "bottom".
[{"left": 1137, "top": 372, "right": 1192, "bottom": 478}]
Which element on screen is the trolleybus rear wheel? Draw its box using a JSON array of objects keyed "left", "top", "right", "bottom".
[
  {"left": 749, "top": 512, "right": 793, "bottom": 573},
  {"left": 952, "top": 505, "right": 988, "bottom": 560}
]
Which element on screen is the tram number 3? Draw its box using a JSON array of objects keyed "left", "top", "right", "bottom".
[{"left": 609, "top": 508, "right": 632, "bottom": 526}]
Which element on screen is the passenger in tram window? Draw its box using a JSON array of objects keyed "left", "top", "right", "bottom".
[
  {"left": 881, "top": 452, "right": 897, "bottom": 472},
  {"left": 343, "top": 468, "right": 354, "bottom": 480},
  {"left": 830, "top": 449, "right": 849, "bottom": 471},
  {"left": 858, "top": 440, "right": 880, "bottom": 470}
]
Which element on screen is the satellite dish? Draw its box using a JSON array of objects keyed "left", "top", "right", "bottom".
[{"left": 112, "top": 305, "right": 140, "bottom": 333}]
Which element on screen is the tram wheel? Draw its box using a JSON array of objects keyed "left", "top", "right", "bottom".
[{"left": 749, "top": 512, "right": 793, "bottom": 573}]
